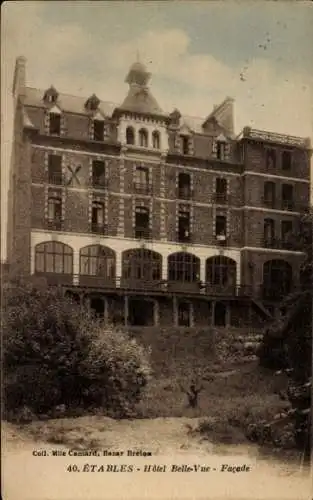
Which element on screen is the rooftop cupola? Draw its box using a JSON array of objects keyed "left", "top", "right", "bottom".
[{"left": 125, "top": 59, "right": 151, "bottom": 87}]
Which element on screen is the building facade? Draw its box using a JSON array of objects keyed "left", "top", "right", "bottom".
[{"left": 7, "top": 56, "right": 311, "bottom": 329}]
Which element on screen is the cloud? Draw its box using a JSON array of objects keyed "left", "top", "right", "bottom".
[{"left": 1, "top": 5, "right": 312, "bottom": 259}]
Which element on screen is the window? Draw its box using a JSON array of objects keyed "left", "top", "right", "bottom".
[
  {"left": 49, "top": 113, "right": 61, "bottom": 135},
  {"left": 281, "top": 220, "right": 293, "bottom": 248},
  {"left": 134, "top": 166, "right": 149, "bottom": 194},
  {"left": 91, "top": 202, "right": 105, "bottom": 233},
  {"left": 80, "top": 245, "right": 115, "bottom": 278},
  {"left": 35, "top": 242, "right": 73, "bottom": 274},
  {"left": 135, "top": 206, "right": 150, "bottom": 239},
  {"left": 126, "top": 127, "right": 135, "bottom": 145},
  {"left": 264, "top": 218, "right": 275, "bottom": 247},
  {"left": 168, "top": 252, "right": 200, "bottom": 283},
  {"left": 181, "top": 136, "right": 189, "bottom": 155},
  {"left": 178, "top": 302, "right": 191, "bottom": 327},
  {"left": 215, "top": 215, "right": 227, "bottom": 241},
  {"left": 122, "top": 249, "right": 162, "bottom": 282},
  {"left": 93, "top": 120, "right": 105, "bottom": 141},
  {"left": 152, "top": 131, "right": 160, "bottom": 149},
  {"left": 263, "top": 181, "right": 276, "bottom": 208},
  {"left": 48, "top": 155, "right": 62, "bottom": 185},
  {"left": 216, "top": 141, "right": 226, "bottom": 161},
  {"left": 178, "top": 208, "right": 191, "bottom": 242},
  {"left": 266, "top": 149, "right": 276, "bottom": 169},
  {"left": 206, "top": 256, "right": 236, "bottom": 289},
  {"left": 282, "top": 184, "right": 294, "bottom": 210},
  {"left": 47, "top": 197, "right": 62, "bottom": 230},
  {"left": 139, "top": 129, "right": 148, "bottom": 148},
  {"left": 215, "top": 178, "right": 227, "bottom": 203},
  {"left": 282, "top": 150, "right": 292, "bottom": 170},
  {"left": 178, "top": 173, "right": 191, "bottom": 199},
  {"left": 92, "top": 160, "right": 106, "bottom": 188},
  {"left": 263, "top": 259, "right": 292, "bottom": 299}
]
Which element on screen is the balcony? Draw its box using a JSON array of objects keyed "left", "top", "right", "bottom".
[
  {"left": 46, "top": 218, "right": 63, "bottom": 231},
  {"left": 262, "top": 197, "right": 277, "bottom": 209},
  {"left": 134, "top": 226, "right": 151, "bottom": 240},
  {"left": 177, "top": 230, "right": 192, "bottom": 244},
  {"left": 212, "top": 193, "right": 228, "bottom": 204},
  {"left": 177, "top": 187, "right": 193, "bottom": 200},
  {"left": 91, "top": 177, "right": 108, "bottom": 189},
  {"left": 90, "top": 223, "right": 108, "bottom": 235},
  {"left": 281, "top": 200, "right": 294, "bottom": 211},
  {"left": 48, "top": 173, "right": 64, "bottom": 186},
  {"left": 263, "top": 238, "right": 296, "bottom": 250},
  {"left": 215, "top": 233, "right": 227, "bottom": 246},
  {"left": 133, "top": 183, "right": 152, "bottom": 195}
]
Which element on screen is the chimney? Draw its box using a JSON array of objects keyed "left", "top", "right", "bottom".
[{"left": 12, "top": 56, "right": 26, "bottom": 99}]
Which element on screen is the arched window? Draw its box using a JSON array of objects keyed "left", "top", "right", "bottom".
[
  {"left": 168, "top": 252, "right": 200, "bottom": 283},
  {"left": 138, "top": 128, "right": 148, "bottom": 148},
  {"left": 80, "top": 245, "right": 115, "bottom": 278},
  {"left": 126, "top": 126, "right": 135, "bottom": 145},
  {"left": 152, "top": 131, "right": 160, "bottom": 149},
  {"left": 263, "top": 259, "right": 292, "bottom": 299},
  {"left": 122, "top": 249, "right": 162, "bottom": 283},
  {"left": 35, "top": 241, "right": 73, "bottom": 274},
  {"left": 206, "top": 256, "right": 236, "bottom": 291}
]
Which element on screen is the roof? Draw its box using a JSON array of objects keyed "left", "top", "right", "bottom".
[
  {"left": 23, "top": 86, "right": 206, "bottom": 132},
  {"left": 119, "top": 85, "right": 164, "bottom": 116}
]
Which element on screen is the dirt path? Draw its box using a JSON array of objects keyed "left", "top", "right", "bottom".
[{"left": 2, "top": 418, "right": 311, "bottom": 500}]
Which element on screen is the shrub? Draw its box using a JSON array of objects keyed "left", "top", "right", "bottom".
[{"left": 3, "top": 282, "right": 151, "bottom": 419}]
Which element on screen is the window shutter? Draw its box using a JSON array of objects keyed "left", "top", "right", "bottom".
[
  {"left": 174, "top": 134, "right": 181, "bottom": 152},
  {"left": 225, "top": 142, "right": 230, "bottom": 160},
  {"left": 188, "top": 137, "right": 194, "bottom": 156},
  {"left": 212, "top": 140, "right": 217, "bottom": 158},
  {"left": 44, "top": 111, "right": 50, "bottom": 134}
]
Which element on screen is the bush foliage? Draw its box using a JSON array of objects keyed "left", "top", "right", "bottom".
[{"left": 3, "top": 282, "right": 151, "bottom": 419}]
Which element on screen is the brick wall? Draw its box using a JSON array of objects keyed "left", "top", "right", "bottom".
[
  {"left": 243, "top": 139, "right": 310, "bottom": 179},
  {"left": 64, "top": 190, "right": 89, "bottom": 233}
]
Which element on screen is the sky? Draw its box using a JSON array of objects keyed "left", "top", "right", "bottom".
[{"left": 1, "top": 0, "right": 313, "bottom": 261}]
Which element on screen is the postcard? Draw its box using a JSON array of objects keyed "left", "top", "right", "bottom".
[{"left": 1, "top": 1, "right": 312, "bottom": 499}]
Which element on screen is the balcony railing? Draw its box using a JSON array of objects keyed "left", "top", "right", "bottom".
[
  {"left": 263, "top": 238, "right": 296, "bottom": 250},
  {"left": 33, "top": 272, "right": 301, "bottom": 301},
  {"left": 134, "top": 226, "right": 151, "bottom": 240},
  {"left": 45, "top": 218, "right": 64, "bottom": 231},
  {"left": 177, "top": 231, "right": 192, "bottom": 243},
  {"left": 177, "top": 187, "right": 193, "bottom": 200},
  {"left": 133, "top": 183, "right": 152, "bottom": 195},
  {"left": 91, "top": 177, "right": 108, "bottom": 189},
  {"left": 212, "top": 193, "right": 228, "bottom": 204},
  {"left": 48, "top": 173, "right": 64, "bottom": 186},
  {"left": 281, "top": 200, "right": 294, "bottom": 211},
  {"left": 90, "top": 223, "right": 108, "bottom": 235},
  {"left": 262, "top": 197, "right": 277, "bottom": 209}
]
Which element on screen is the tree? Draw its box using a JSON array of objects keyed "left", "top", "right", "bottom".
[
  {"left": 258, "top": 208, "right": 312, "bottom": 461},
  {"left": 3, "top": 281, "right": 151, "bottom": 418}
]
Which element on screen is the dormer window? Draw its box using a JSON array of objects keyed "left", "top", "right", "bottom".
[
  {"left": 169, "top": 109, "right": 181, "bottom": 127},
  {"left": 43, "top": 86, "right": 59, "bottom": 105},
  {"left": 93, "top": 120, "right": 105, "bottom": 141},
  {"left": 214, "top": 134, "right": 229, "bottom": 161},
  {"left": 85, "top": 94, "right": 100, "bottom": 112},
  {"left": 181, "top": 136, "right": 189, "bottom": 155},
  {"left": 49, "top": 113, "right": 61, "bottom": 135},
  {"left": 139, "top": 128, "right": 148, "bottom": 148}
]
